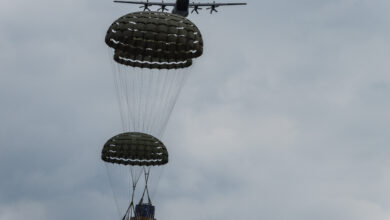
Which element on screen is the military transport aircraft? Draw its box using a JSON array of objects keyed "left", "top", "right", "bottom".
[{"left": 114, "top": 0, "right": 247, "bottom": 17}]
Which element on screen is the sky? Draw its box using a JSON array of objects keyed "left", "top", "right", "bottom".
[{"left": 1, "top": 0, "right": 390, "bottom": 219}]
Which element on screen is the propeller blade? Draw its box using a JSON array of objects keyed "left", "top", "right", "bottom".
[
  {"left": 158, "top": 7, "right": 168, "bottom": 12},
  {"left": 210, "top": 0, "right": 217, "bottom": 13},
  {"left": 157, "top": 1, "right": 168, "bottom": 12},
  {"left": 206, "top": 4, "right": 218, "bottom": 14},
  {"left": 139, "top": 2, "right": 151, "bottom": 11},
  {"left": 191, "top": 6, "right": 202, "bottom": 14}
]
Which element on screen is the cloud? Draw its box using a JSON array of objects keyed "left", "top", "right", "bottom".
[
  {"left": 0, "top": 200, "right": 47, "bottom": 220},
  {"left": 1, "top": 0, "right": 390, "bottom": 219}
]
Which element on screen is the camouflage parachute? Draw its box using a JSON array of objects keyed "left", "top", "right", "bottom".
[
  {"left": 105, "top": 11, "right": 203, "bottom": 69},
  {"left": 102, "top": 132, "right": 168, "bottom": 166}
]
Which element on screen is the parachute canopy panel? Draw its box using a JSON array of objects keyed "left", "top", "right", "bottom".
[
  {"left": 102, "top": 132, "right": 168, "bottom": 166},
  {"left": 105, "top": 11, "right": 203, "bottom": 69}
]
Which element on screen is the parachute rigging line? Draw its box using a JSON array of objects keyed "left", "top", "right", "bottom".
[
  {"left": 121, "top": 165, "right": 145, "bottom": 220},
  {"left": 105, "top": 163, "right": 122, "bottom": 219},
  {"left": 110, "top": 59, "right": 190, "bottom": 137}
]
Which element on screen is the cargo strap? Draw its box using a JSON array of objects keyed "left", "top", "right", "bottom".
[{"left": 139, "top": 167, "right": 152, "bottom": 205}]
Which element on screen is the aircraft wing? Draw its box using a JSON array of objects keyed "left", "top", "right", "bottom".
[
  {"left": 114, "top": 1, "right": 176, "bottom": 6},
  {"left": 189, "top": 2, "right": 247, "bottom": 7}
]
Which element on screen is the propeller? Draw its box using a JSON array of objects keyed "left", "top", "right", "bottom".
[
  {"left": 139, "top": 0, "right": 151, "bottom": 11},
  {"left": 206, "top": 1, "right": 218, "bottom": 14},
  {"left": 191, "top": 4, "right": 202, "bottom": 14},
  {"left": 157, "top": 1, "right": 169, "bottom": 12}
]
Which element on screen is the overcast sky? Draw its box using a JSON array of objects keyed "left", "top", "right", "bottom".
[{"left": 1, "top": 0, "right": 390, "bottom": 219}]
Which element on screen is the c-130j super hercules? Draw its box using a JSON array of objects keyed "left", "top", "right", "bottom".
[
  {"left": 114, "top": 0, "right": 247, "bottom": 17},
  {"left": 103, "top": 1, "right": 245, "bottom": 220}
]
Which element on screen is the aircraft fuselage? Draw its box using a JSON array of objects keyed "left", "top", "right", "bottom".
[{"left": 172, "top": 0, "right": 190, "bottom": 17}]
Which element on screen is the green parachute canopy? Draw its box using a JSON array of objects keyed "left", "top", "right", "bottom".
[
  {"left": 102, "top": 132, "right": 168, "bottom": 166},
  {"left": 105, "top": 11, "right": 203, "bottom": 69}
]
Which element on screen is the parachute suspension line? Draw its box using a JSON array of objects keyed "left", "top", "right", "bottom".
[
  {"left": 122, "top": 166, "right": 143, "bottom": 220},
  {"left": 129, "top": 67, "right": 137, "bottom": 132},
  {"left": 140, "top": 69, "right": 146, "bottom": 132},
  {"left": 150, "top": 165, "right": 166, "bottom": 200},
  {"left": 116, "top": 65, "right": 127, "bottom": 131},
  {"left": 116, "top": 64, "right": 124, "bottom": 130},
  {"left": 143, "top": 69, "right": 160, "bottom": 136},
  {"left": 140, "top": 68, "right": 146, "bottom": 131},
  {"left": 124, "top": 65, "right": 132, "bottom": 132},
  {"left": 126, "top": 68, "right": 132, "bottom": 131},
  {"left": 157, "top": 69, "right": 172, "bottom": 136},
  {"left": 146, "top": 69, "right": 160, "bottom": 136},
  {"left": 146, "top": 69, "right": 164, "bottom": 136},
  {"left": 144, "top": 69, "right": 158, "bottom": 136},
  {"left": 137, "top": 69, "right": 143, "bottom": 131},
  {"left": 125, "top": 67, "right": 133, "bottom": 131},
  {"left": 141, "top": 68, "right": 150, "bottom": 134},
  {"left": 150, "top": 69, "right": 171, "bottom": 137},
  {"left": 142, "top": 68, "right": 152, "bottom": 133},
  {"left": 155, "top": 69, "right": 175, "bottom": 136},
  {"left": 104, "top": 163, "right": 122, "bottom": 219},
  {"left": 109, "top": 52, "right": 127, "bottom": 131},
  {"left": 137, "top": 68, "right": 143, "bottom": 131},
  {"left": 158, "top": 68, "right": 190, "bottom": 137},
  {"left": 139, "top": 68, "right": 145, "bottom": 132},
  {"left": 147, "top": 69, "right": 154, "bottom": 133},
  {"left": 159, "top": 69, "right": 189, "bottom": 137},
  {"left": 121, "top": 64, "right": 130, "bottom": 131},
  {"left": 115, "top": 63, "right": 134, "bottom": 132},
  {"left": 130, "top": 67, "right": 137, "bottom": 132},
  {"left": 129, "top": 166, "right": 143, "bottom": 194},
  {"left": 112, "top": 63, "right": 190, "bottom": 137},
  {"left": 147, "top": 69, "right": 178, "bottom": 137}
]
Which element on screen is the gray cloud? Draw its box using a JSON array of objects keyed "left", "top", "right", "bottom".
[{"left": 1, "top": 0, "right": 390, "bottom": 219}]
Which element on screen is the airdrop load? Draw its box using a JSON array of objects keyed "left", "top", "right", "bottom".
[{"left": 103, "top": 10, "right": 204, "bottom": 220}]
